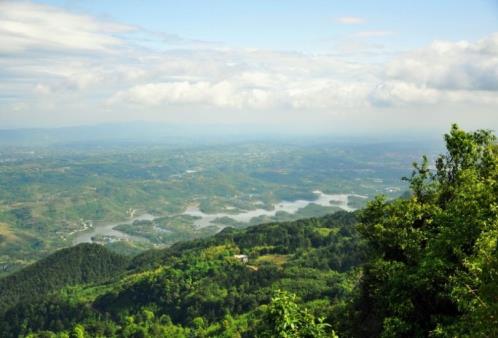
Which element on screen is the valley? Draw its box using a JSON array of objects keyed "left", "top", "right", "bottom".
[
  {"left": 0, "top": 139, "right": 432, "bottom": 276},
  {"left": 0, "top": 126, "right": 495, "bottom": 337},
  {"left": 1, "top": 1, "right": 495, "bottom": 335}
]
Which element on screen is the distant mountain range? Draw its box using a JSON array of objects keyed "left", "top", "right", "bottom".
[{"left": 0, "top": 121, "right": 443, "bottom": 148}]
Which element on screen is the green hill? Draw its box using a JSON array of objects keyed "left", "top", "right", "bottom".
[
  {"left": 0, "top": 243, "right": 129, "bottom": 312},
  {"left": 0, "top": 125, "right": 496, "bottom": 337},
  {"left": 0, "top": 211, "right": 361, "bottom": 337}
]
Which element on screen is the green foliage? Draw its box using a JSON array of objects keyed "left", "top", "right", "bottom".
[
  {"left": 70, "top": 324, "right": 85, "bottom": 338},
  {"left": 0, "top": 244, "right": 129, "bottom": 313},
  {"left": 0, "top": 212, "right": 360, "bottom": 337},
  {"left": 1, "top": 125, "right": 495, "bottom": 337},
  {"left": 257, "top": 289, "right": 336, "bottom": 338},
  {"left": 0, "top": 141, "right": 412, "bottom": 275},
  {"left": 353, "top": 124, "right": 498, "bottom": 337}
]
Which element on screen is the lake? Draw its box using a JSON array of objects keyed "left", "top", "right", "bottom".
[
  {"left": 73, "top": 191, "right": 365, "bottom": 244},
  {"left": 73, "top": 213, "right": 156, "bottom": 245},
  {"left": 183, "top": 190, "right": 365, "bottom": 228}
]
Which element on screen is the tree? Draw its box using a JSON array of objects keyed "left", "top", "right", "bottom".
[
  {"left": 353, "top": 124, "right": 498, "bottom": 337},
  {"left": 70, "top": 324, "right": 85, "bottom": 338},
  {"left": 258, "top": 289, "right": 336, "bottom": 338}
]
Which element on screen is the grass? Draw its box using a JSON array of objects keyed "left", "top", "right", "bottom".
[
  {"left": 254, "top": 254, "right": 289, "bottom": 267},
  {"left": 0, "top": 223, "right": 17, "bottom": 243},
  {"left": 314, "top": 227, "right": 339, "bottom": 237}
]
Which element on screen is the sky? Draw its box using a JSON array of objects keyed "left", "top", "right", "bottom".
[{"left": 0, "top": 0, "right": 497, "bottom": 135}]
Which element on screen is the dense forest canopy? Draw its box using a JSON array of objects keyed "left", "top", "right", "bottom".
[
  {"left": 0, "top": 211, "right": 362, "bottom": 337},
  {"left": 0, "top": 125, "right": 496, "bottom": 337},
  {"left": 354, "top": 124, "right": 498, "bottom": 337},
  {"left": 0, "top": 244, "right": 129, "bottom": 311}
]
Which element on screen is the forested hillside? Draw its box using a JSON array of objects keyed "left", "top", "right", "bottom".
[
  {"left": 0, "top": 244, "right": 129, "bottom": 312},
  {"left": 0, "top": 125, "right": 496, "bottom": 337},
  {"left": 0, "top": 211, "right": 361, "bottom": 337}
]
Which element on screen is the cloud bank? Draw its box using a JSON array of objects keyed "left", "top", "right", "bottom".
[
  {"left": 0, "top": 1, "right": 497, "bottom": 133},
  {"left": 0, "top": 1, "right": 134, "bottom": 54}
]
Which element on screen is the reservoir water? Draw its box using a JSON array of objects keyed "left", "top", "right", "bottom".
[
  {"left": 183, "top": 190, "right": 365, "bottom": 228},
  {"left": 73, "top": 191, "right": 365, "bottom": 244},
  {"left": 73, "top": 213, "right": 155, "bottom": 245}
]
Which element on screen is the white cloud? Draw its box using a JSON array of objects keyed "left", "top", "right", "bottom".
[
  {"left": 108, "top": 77, "right": 371, "bottom": 112},
  {"left": 369, "top": 81, "right": 440, "bottom": 106},
  {"left": 336, "top": 16, "right": 366, "bottom": 25},
  {"left": 0, "top": 1, "right": 497, "bottom": 132},
  {"left": 34, "top": 83, "right": 52, "bottom": 95},
  {"left": 385, "top": 34, "right": 498, "bottom": 91},
  {"left": 0, "top": 1, "right": 134, "bottom": 54},
  {"left": 369, "top": 34, "right": 498, "bottom": 108}
]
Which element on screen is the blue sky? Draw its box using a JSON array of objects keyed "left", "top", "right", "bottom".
[
  {"left": 0, "top": 1, "right": 497, "bottom": 134},
  {"left": 40, "top": 0, "right": 498, "bottom": 51}
]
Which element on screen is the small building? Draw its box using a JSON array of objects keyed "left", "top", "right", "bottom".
[{"left": 233, "top": 254, "right": 248, "bottom": 264}]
